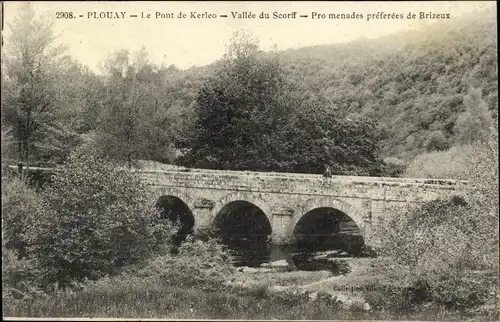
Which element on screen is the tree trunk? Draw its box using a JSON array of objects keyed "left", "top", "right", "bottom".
[
  {"left": 17, "top": 118, "right": 24, "bottom": 162},
  {"left": 17, "top": 140, "right": 23, "bottom": 162},
  {"left": 24, "top": 139, "right": 30, "bottom": 162},
  {"left": 25, "top": 109, "right": 31, "bottom": 162}
]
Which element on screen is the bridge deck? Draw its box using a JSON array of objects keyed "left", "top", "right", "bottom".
[
  {"left": 132, "top": 168, "right": 467, "bottom": 187},
  {"left": 5, "top": 164, "right": 467, "bottom": 187}
]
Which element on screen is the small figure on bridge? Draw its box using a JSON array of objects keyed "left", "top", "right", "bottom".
[{"left": 323, "top": 165, "right": 332, "bottom": 178}]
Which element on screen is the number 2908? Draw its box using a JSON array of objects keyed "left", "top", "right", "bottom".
[{"left": 56, "top": 12, "right": 74, "bottom": 19}]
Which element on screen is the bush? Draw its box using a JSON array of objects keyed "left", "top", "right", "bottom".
[
  {"left": 404, "top": 145, "right": 473, "bottom": 179},
  {"left": 432, "top": 273, "right": 491, "bottom": 310},
  {"left": 27, "top": 147, "right": 176, "bottom": 288},
  {"left": 379, "top": 119, "right": 498, "bottom": 313},
  {"left": 136, "top": 237, "right": 235, "bottom": 291},
  {"left": 381, "top": 157, "right": 406, "bottom": 177},
  {"left": 1, "top": 174, "right": 44, "bottom": 259},
  {"left": 377, "top": 195, "right": 497, "bottom": 311},
  {"left": 362, "top": 283, "right": 410, "bottom": 312},
  {"left": 2, "top": 246, "right": 45, "bottom": 303},
  {"left": 406, "top": 121, "right": 498, "bottom": 184},
  {"left": 379, "top": 192, "right": 498, "bottom": 311},
  {"left": 424, "top": 130, "right": 449, "bottom": 152},
  {"left": 453, "top": 87, "right": 493, "bottom": 146},
  {"left": 381, "top": 197, "right": 470, "bottom": 266}
]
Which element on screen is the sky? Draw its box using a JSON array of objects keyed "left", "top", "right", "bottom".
[{"left": 2, "top": 1, "right": 496, "bottom": 73}]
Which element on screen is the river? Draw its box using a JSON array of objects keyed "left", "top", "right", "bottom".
[{"left": 222, "top": 236, "right": 367, "bottom": 272}]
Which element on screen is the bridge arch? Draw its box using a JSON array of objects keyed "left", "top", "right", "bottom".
[
  {"left": 211, "top": 192, "right": 272, "bottom": 224},
  {"left": 211, "top": 192, "right": 273, "bottom": 240},
  {"left": 291, "top": 198, "right": 366, "bottom": 251},
  {"left": 151, "top": 187, "right": 196, "bottom": 214},
  {"left": 293, "top": 198, "right": 364, "bottom": 232},
  {"left": 152, "top": 187, "right": 196, "bottom": 245}
]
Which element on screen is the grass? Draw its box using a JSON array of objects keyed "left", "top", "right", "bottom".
[
  {"left": 3, "top": 243, "right": 497, "bottom": 320},
  {"left": 4, "top": 271, "right": 495, "bottom": 321},
  {"left": 3, "top": 275, "right": 363, "bottom": 320},
  {"left": 232, "top": 269, "right": 332, "bottom": 288}
]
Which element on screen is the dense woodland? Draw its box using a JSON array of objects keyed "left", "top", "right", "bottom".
[{"left": 1, "top": 4, "right": 497, "bottom": 177}]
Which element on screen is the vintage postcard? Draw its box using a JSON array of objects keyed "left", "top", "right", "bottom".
[{"left": 1, "top": 1, "right": 498, "bottom": 321}]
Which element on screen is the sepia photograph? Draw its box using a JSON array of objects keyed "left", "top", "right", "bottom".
[{"left": 1, "top": 1, "right": 498, "bottom": 320}]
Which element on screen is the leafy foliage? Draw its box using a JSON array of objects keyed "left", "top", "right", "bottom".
[
  {"left": 2, "top": 5, "right": 496, "bottom": 170},
  {"left": 1, "top": 174, "right": 44, "bottom": 259},
  {"left": 95, "top": 48, "right": 174, "bottom": 167},
  {"left": 404, "top": 145, "right": 473, "bottom": 179},
  {"left": 424, "top": 130, "right": 449, "bottom": 152},
  {"left": 453, "top": 87, "right": 493, "bottom": 145},
  {"left": 134, "top": 237, "right": 235, "bottom": 291},
  {"left": 2, "top": 247, "right": 45, "bottom": 304},
  {"left": 277, "top": 108, "right": 385, "bottom": 175},
  {"left": 1, "top": 5, "right": 498, "bottom": 318},
  {"left": 26, "top": 147, "right": 175, "bottom": 287},
  {"left": 1, "top": 176, "right": 46, "bottom": 302},
  {"left": 377, "top": 124, "right": 499, "bottom": 313},
  {"left": 377, "top": 197, "right": 497, "bottom": 311},
  {"left": 1, "top": 126, "right": 17, "bottom": 160},
  {"left": 1, "top": 3, "right": 68, "bottom": 162},
  {"left": 177, "top": 31, "right": 385, "bottom": 175},
  {"left": 177, "top": 32, "right": 290, "bottom": 171}
]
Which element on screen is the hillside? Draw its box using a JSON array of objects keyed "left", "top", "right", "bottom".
[
  {"left": 2, "top": 7, "right": 496, "bottom": 172},
  {"left": 167, "top": 9, "right": 497, "bottom": 161}
]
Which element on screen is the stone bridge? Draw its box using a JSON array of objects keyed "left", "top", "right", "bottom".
[{"left": 136, "top": 168, "right": 467, "bottom": 249}]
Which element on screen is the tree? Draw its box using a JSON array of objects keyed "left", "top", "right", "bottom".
[
  {"left": 96, "top": 48, "right": 171, "bottom": 168},
  {"left": 177, "top": 31, "right": 386, "bottom": 175},
  {"left": 176, "top": 31, "right": 292, "bottom": 171},
  {"left": 1, "top": 126, "right": 16, "bottom": 160},
  {"left": 278, "top": 106, "right": 385, "bottom": 175},
  {"left": 2, "top": 175, "right": 44, "bottom": 260},
  {"left": 425, "top": 130, "right": 449, "bottom": 152},
  {"left": 27, "top": 146, "right": 175, "bottom": 287},
  {"left": 1, "top": 3, "right": 67, "bottom": 163},
  {"left": 453, "top": 87, "right": 493, "bottom": 145},
  {"left": 51, "top": 56, "right": 106, "bottom": 135}
]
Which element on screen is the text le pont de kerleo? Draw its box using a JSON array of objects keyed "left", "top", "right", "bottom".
[{"left": 83, "top": 11, "right": 451, "bottom": 20}]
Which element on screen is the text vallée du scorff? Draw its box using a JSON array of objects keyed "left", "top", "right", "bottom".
[{"left": 86, "top": 11, "right": 451, "bottom": 20}]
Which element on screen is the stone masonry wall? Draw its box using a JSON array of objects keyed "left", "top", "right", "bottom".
[
  {"left": 139, "top": 168, "right": 467, "bottom": 246},
  {"left": 138, "top": 169, "right": 466, "bottom": 202}
]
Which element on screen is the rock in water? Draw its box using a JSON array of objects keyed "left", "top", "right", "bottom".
[
  {"left": 268, "top": 259, "right": 288, "bottom": 267},
  {"left": 308, "top": 292, "right": 318, "bottom": 301},
  {"left": 242, "top": 267, "right": 259, "bottom": 273}
]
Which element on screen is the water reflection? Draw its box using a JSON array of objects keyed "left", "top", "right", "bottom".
[
  {"left": 222, "top": 235, "right": 366, "bottom": 272},
  {"left": 194, "top": 202, "right": 367, "bottom": 272}
]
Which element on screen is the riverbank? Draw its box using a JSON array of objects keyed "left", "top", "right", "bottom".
[
  {"left": 4, "top": 255, "right": 495, "bottom": 320},
  {"left": 3, "top": 267, "right": 373, "bottom": 320},
  {"left": 229, "top": 257, "right": 382, "bottom": 309}
]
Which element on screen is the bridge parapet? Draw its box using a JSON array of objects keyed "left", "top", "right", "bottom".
[{"left": 136, "top": 168, "right": 467, "bottom": 202}]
